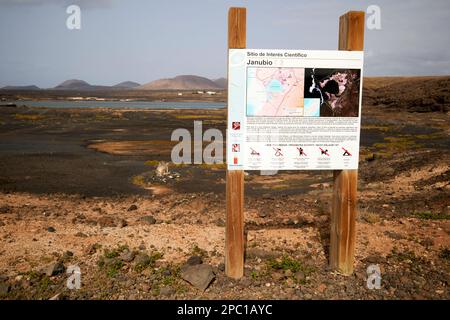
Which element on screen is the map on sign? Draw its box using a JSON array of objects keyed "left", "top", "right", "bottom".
[{"left": 246, "top": 67, "right": 304, "bottom": 116}]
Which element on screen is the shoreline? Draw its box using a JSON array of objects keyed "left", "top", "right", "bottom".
[{"left": 0, "top": 89, "right": 228, "bottom": 104}]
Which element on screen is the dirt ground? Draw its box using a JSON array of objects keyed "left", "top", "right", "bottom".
[{"left": 0, "top": 79, "right": 449, "bottom": 300}]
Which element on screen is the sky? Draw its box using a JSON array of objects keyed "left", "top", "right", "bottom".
[{"left": 0, "top": 0, "right": 449, "bottom": 88}]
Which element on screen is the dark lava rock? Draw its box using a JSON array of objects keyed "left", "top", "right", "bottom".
[
  {"left": 186, "top": 256, "right": 203, "bottom": 266},
  {"left": 384, "top": 231, "right": 404, "bottom": 240},
  {"left": 0, "top": 220, "right": 5, "bottom": 227},
  {"left": 160, "top": 286, "right": 176, "bottom": 297},
  {"left": 75, "top": 232, "right": 88, "bottom": 238},
  {"left": 285, "top": 219, "right": 295, "bottom": 226},
  {"left": 295, "top": 271, "right": 306, "bottom": 282},
  {"left": 218, "top": 263, "right": 225, "bottom": 272},
  {"left": 102, "top": 257, "right": 121, "bottom": 268},
  {"left": 238, "top": 277, "right": 252, "bottom": 288},
  {"left": 420, "top": 237, "right": 434, "bottom": 247},
  {"left": 246, "top": 248, "right": 281, "bottom": 260},
  {"left": 84, "top": 243, "right": 101, "bottom": 255},
  {"left": 215, "top": 218, "right": 225, "bottom": 227},
  {"left": 366, "top": 153, "right": 377, "bottom": 162},
  {"left": 258, "top": 209, "right": 268, "bottom": 218},
  {"left": 0, "top": 282, "right": 10, "bottom": 295},
  {"left": 75, "top": 213, "right": 86, "bottom": 220},
  {"left": 43, "top": 261, "right": 65, "bottom": 276},
  {"left": 379, "top": 166, "right": 395, "bottom": 177},
  {"left": 140, "top": 216, "right": 156, "bottom": 225},
  {"left": 181, "top": 264, "right": 215, "bottom": 291},
  {"left": 119, "top": 250, "right": 136, "bottom": 263},
  {"left": 97, "top": 216, "right": 116, "bottom": 228},
  {"left": 62, "top": 251, "right": 74, "bottom": 261},
  {"left": 363, "top": 255, "right": 386, "bottom": 264},
  {"left": 47, "top": 226, "right": 56, "bottom": 233},
  {"left": 92, "top": 207, "right": 103, "bottom": 214},
  {"left": 134, "top": 253, "right": 151, "bottom": 268},
  {"left": 117, "top": 219, "right": 128, "bottom": 228},
  {"left": 272, "top": 272, "right": 284, "bottom": 281},
  {"left": 128, "top": 204, "right": 138, "bottom": 211},
  {"left": 0, "top": 205, "right": 11, "bottom": 214}
]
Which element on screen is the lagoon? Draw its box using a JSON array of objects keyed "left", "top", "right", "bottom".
[{"left": 10, "top": 100, "right": 226, "bottom": 110}]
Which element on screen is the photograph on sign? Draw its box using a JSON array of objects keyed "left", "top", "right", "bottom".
[
  {"left": 227, "top": 49, "right": 364, "bottom": 171},
  {"left": 304, "top": 68, "right": 361, "bottom": 117}
]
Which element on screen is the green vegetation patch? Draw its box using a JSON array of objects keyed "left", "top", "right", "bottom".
[
  {"left": 415, "top": 132, "right": 447, "bottom": 140},
  {"left": 268, "top": 255, "right": 306, "bottom": 273},
  {"left": 190, "top": 244, "right": 208, "bottom": 258},
  {"left": 175, "top": 115, "right": 223, "bottom": 120},
  {"left": 131, "top": 175, "right": 147, "bottom": 187},
  {"left": 17, "top": 271, "right": 56, "bottom": 297},
  {"left": 439, "top": 247, "right": 450, "bottom": 260},
  {"left": 388, "top": 247, "right": 429, "bottom": 274},
  {"left": 97, "top": 245, "right": 129, "bottom": 277},
  {"left": 362, "top": 124, "right": 393, "bottom": 132},
  {"left": 144, "top": 160, "right": 226, "bottom": 170},
  {"left": 360, "top": 211, "right": 381, "bottom": 224},
  {"left": 374, "top": 136, "right": 423, "bottom": 151},
  {"left": 134, "top": 251, "right": 163, "bottom": 272},
  {"left": 198, "top": 163, "right": 226, "bottom": 170},
  {"left": 144, "top": 160, "right": 162, "bottom": 166},
  {"left": 267, "top": 255, "right": 315, "bottom": 284},
  {"left": 15, "top": 114, "right": 45, "bottom": 121},
  {"left": 413, "top": 211, "right": 450, "bottom": 220}
]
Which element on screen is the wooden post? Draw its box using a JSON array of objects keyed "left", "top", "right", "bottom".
[
  {"left": 225, "top": 7, "right": 246, "bottom": 279},
  {"left": 330, "top": 11, "right": 365, "bottom": 275}
]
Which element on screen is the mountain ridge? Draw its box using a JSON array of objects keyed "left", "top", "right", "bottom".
[
  {"left": 0, "top": 75, "right": 228, "bottom": 91},
  {"left": 113, "top": 81, "right": 141, "bottom": 89},
  {"left": 1, "top": 85, "right": 40, "bottom": 90},
  {"left": 136, "top": 75, "right": 224, "bottom": 90}
]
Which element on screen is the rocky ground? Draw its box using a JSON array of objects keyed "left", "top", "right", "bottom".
[{"left": 0, "top": 79, "right": 449, "bottom": 300}]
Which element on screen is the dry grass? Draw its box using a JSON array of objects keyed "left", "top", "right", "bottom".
[{"left": 15, "top": 114, "right": 45, "bottom": 121}]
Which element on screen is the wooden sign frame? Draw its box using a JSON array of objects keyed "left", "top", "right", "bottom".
[
  {"left": 225, "top": 7, "right": 246, "bottom": 279},
  {"left": 225, "top": 8, "right": 365, "bottom": 278}
]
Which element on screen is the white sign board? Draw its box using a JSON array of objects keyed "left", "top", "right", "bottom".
[{"left": 227, "top": 49, "right": 364, "bottom": 171}]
